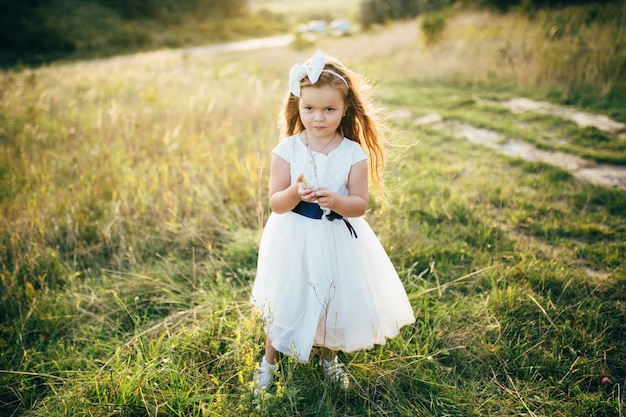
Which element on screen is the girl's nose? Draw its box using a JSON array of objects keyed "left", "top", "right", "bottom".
[{"left": 314, "top": 111, "right": 324, "bottom": 121}]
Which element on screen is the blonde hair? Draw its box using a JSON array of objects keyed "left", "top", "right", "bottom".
[{"left": 279, "top": 53, "right": 386, "bottom": 198}]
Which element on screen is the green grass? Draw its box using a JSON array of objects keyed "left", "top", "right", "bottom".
[{"left": 1, "top": 4, "right": 625, "bottom": 417}]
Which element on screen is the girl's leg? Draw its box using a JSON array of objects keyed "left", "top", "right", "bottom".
[{"left": 264, "top": 337, "right": 278, "bottom": 363}]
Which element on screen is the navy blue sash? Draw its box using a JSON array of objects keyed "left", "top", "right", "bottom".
[{"left": 292, "top": 201, "right": 358, "bottom": 238}]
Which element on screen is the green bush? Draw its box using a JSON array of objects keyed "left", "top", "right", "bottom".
[
  {"left": 108, "top": 25, "right": 153, "bottom": 48},
  {"left": 420, "top": 12, "right": 447, "bottom": 44},
  {"left": 359, "top": 0, "right": 454, "bottom": 28}
]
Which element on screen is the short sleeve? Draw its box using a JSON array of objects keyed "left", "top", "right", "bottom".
[
  {"left": 347, "top": 140, "right": 367, "bottom": 165},
  {"left": 272, "top": 135, "right": 296, "bottom": 163}
]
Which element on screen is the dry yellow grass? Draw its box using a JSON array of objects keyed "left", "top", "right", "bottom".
[{"left": 310, "top": 5, "right": 624, "bottom": 99}]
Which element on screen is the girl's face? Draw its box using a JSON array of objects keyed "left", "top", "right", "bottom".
[{"left": 298, "top": 84, "right": 347, "bottom": 141}]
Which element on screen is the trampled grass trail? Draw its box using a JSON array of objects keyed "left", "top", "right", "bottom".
[{"left": 395, "top": 97, "right": 626, "bottom": 188}]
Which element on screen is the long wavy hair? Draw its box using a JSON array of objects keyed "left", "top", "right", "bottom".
[{"left": 278, "top": 52, "right": 386, "bottom": 198}]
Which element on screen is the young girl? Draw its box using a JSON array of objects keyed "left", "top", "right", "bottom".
[{"left": 250, "top": 50, "right": 414, "bottom": 393}]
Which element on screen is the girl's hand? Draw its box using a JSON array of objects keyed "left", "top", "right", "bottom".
[
  {"left": 310, "top": 187, "right": 336, "bottom": 209},
  {"left": 296, "top": 174, "right": 317, "bottom": 202}
]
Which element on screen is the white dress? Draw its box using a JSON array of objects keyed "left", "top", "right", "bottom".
[{"left": 251, "top": 134, "right": 415, "bottom": 363}]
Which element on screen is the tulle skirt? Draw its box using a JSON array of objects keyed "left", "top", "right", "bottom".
[{"left": 251, "top": 211, "right": 415, "bottom": 363}]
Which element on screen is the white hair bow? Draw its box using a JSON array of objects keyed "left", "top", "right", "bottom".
[{"left": 288, "top": 49, "right": 326, "bottom": 97}]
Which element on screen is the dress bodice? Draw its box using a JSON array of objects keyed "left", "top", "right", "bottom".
[{"left": 272, "top": 134, "right": 367, "bottom": 196}]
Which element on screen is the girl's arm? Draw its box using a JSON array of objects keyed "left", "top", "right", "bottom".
[
  {"left": 313, "top": 160, "right": 368, "bottom": 218},
  {"left": 268, "top": 154, "right": 304, "bottom": 214}
]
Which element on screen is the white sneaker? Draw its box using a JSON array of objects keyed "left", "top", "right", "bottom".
[
  {"left": 320, "top": 356, "right": 349, "bottom": 388},
  {"left": 252, "top": 357, "right": 275, "bottom": 395}
]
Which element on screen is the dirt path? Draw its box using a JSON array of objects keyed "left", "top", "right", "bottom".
[
  {"left": 180, "top": 34, "right": 294, "bottom": 55},
  {"left": 501, "top": 98, "right": 626, "bottom": 136},
  {"left": 87, "top": 34, "right": 295, "bottom": 66},
  {"left": 407, "top": 99, "right": 626, "bottom": 189}
]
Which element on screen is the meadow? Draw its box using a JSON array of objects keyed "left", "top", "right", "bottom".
[
  {"left": 251, "top": 0, "right": 362, "bottom": 22},
  {"left": 1, "top": 3, "right": 625, "bottom": 416}
]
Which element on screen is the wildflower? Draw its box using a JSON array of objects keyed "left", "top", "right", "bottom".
[{"left": 302, "top": 175, "right": 314, "bottom": 189}]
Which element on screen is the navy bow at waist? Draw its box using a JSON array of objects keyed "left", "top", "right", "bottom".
[{"left": 291, "top": 201, "right": 358, "bottom": 238}]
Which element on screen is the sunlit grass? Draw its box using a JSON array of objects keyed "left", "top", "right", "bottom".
[
  {"left": 250, "top": 0, "right": 361, "bottom": 23},
  {"left": 1, "top": 5, "right": 625, "bottom": 417}
]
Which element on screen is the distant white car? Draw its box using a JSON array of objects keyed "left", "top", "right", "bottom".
[
  {"left": 330, "top": 19, "right": 351, "bottom": 33},
  {"left": 296, "top": 19, "right": 351, "bottom": 35},
  {"left": 305, "top": 20, "right": 328, "bottom": 32}
]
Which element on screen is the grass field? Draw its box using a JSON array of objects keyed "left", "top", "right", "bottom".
[
  {"left": 250, "top": 0, "right": 361, "bottom": 22},
  {"left": 1, "top": 3, "right": 625, "bottom": 416}
]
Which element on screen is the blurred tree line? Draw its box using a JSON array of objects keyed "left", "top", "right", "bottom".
[
  {"left": 101, "top": 0, "right": 247, "bottom": 19},
  {"left": 361, "top": 0, "right": 453, "bottom": 27},
  {"left": 359, "top": 0, "right": 616, "bottom": 27},
  {"left": 0, "top": 0, "right": 247, "bottom": 65},
  {"left": 0, "top": 0, "right": 617, "bottom": 66}
]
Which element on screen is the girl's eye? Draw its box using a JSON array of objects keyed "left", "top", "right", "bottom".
[{"left": 326, "top": 108, "right": 335, "bottom": 112}]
